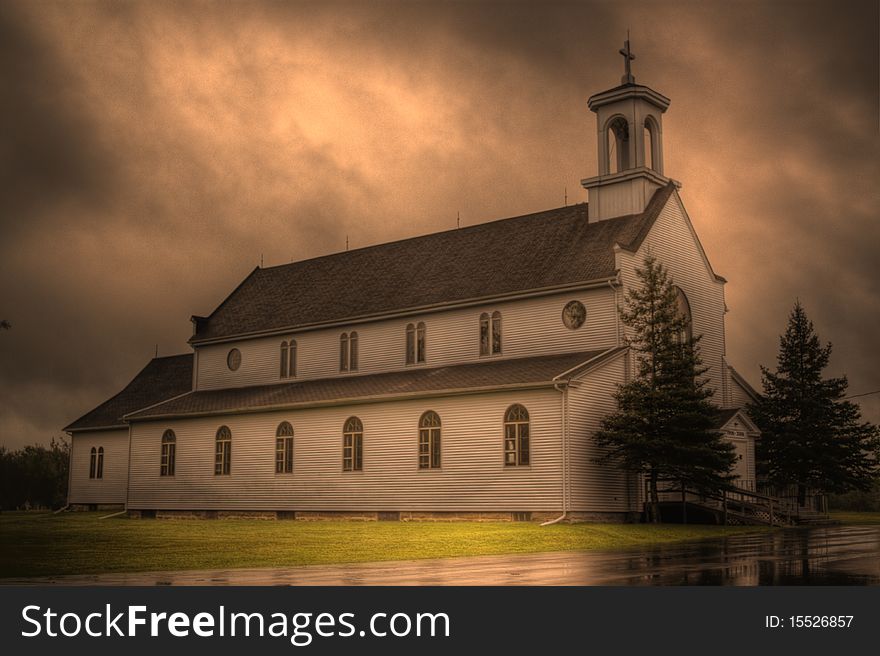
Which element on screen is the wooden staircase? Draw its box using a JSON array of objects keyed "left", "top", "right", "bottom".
[{"left": 649, "top": 482, "right": 837, "bottom": 526}]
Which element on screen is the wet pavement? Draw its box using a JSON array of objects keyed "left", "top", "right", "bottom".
[{"left": 5, "top": 525, "right": 879, "bottom": 586}]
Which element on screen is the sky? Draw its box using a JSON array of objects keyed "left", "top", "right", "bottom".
[{"left": 0, "top": 0, "right": 878, "bottom": 450}]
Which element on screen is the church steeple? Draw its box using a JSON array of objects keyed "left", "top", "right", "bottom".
[{"left": 581, "top": 38, "right": 679, "bottom": 221}]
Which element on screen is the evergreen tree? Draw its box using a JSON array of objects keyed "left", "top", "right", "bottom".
[
  {"left": 596, "top": 254, "right": 736, "bottom": 522},
  {"left": 750, "top": 301, "right": 880, "bottom": 505}
]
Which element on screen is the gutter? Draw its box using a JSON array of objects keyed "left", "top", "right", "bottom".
[
  {"left": 551, "top": 345, "right": 624, "bottom": 382},
  {"left": 124, "top": 349, "right": 626, "bottom": 423},
  {"left": 65, "top": 424, "right": 128, "bottom": 434},
  {"left": 123, "top": 380, "right": 562, "bottom": 423}
]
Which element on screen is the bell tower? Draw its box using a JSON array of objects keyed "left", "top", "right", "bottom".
[{"left": 581, "top": 37, "right": 679, "bottom": 221}]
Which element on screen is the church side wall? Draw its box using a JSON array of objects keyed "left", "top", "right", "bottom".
[
  {"left": 68, "top": 429, "right": 129, "bottom": 506},
  {"left": 616, "top": 192, "right": 727, "bottom": 397},
  {"left": 194, "top": 288, "right": 618, "bottom": 391},
  {"left": 127, "top": 388, "right": 564, "bottom": 513},
  {"left": 567, "top": 352, "right": 637, "bottom": 513}
]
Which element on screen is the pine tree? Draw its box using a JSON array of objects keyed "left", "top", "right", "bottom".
[
  {"left": 595, "top": 254, "right": 736, "bottom": 522},
  {"left": 750, "top": 301, "right": 880, "bottom": 505}
]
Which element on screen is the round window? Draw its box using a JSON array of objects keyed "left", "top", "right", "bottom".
[
  {"left": 562, "top": 301, "right": 587, "bottom": 330},
  {"left": 227, "top": 348, "right": 242, "bottom": 371}
]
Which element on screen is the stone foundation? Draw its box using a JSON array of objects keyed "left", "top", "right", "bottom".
[{"left": 124, "top": 509, "right": 638, "bottom": 523}]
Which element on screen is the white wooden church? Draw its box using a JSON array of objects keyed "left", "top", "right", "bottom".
[{"left": 65, "top": 47, "right": 760, "bottom": 521}]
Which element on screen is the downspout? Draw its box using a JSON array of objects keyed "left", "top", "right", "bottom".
[
  {"left": 541, "top": 381, "right": 569, "bottom": 526},
  {"left": 540, "top": 346, "right": 620, "bottom": 526},
  {"left": 124, "top": 423, "right": 133, "bottom": 516}
]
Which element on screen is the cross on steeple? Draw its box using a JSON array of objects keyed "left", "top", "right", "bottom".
[{"left": 619, "top": 32, "right": 636, "bottom": 85}]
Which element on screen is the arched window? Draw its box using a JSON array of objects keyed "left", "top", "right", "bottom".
[
  {"left": 340, "top": 332, "right": 358, "bottom": 371},
  {"left": 281, "top": 339, "right": 297, "bottom": 379},
  {"left": 89, "top": 447, "right": 97, "bottom": 479},
  {"left": 674, "top": 286, "right": 693, "bottom": 344},
  {"left": 275, "top": 421, "right": 294, "bottom": 474},
  {"left": 406, "top": 323, "right": 415, "bottom": 364},
  {"left": 349, "top": 331, "right": 358, "bottom": 371},
  {"left": 416, "top": 322, "right": 425, "bottom": 363},
  {"left": 418, "top": 411, "right": 441, "bottom": 469},
  {"left": 406, "top": 323, "right": 426, "bottom": 364},
  {"left": 96, "top": 447, "right": 104, "bottom": 479},
  {"left": 161, "top": 429, "right": 176, "bottom": 476},
  {"left": 491, "top": 312, "right": 502, "bottom": 354},
  {"left": 343, "top": 416, "right": 363, "bottom": 471},
  {"left": 504, "top": 404, "right": 530, "bottom": 466},
  {"left": 215, "top": 425, "right": 232, "bottom": 475},
  {"left": 480, "top": 312, "right": 502, "bottom": 356},
  {"left": 606, "top": 116, "right": 630, "bottom": 173},
  {"left": 643, "top": 116, "right": 660, "bottom": 172}
]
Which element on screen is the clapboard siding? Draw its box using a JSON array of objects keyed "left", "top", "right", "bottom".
[
  {"left": 729, "top": 374, "right": 755, "bottom": 409},
  {"left": 127, "top": 388, "right": 564, "bottom": 511},
  {"left": 68, "top": 429, "right": 129, "bottom": 505},
  {"left": 195, "top": 288, "right": 618, "bottom": 391},
  {"left": 617, "top": 191, "right": 727, "bottom": 396},
  {"left": 567, "top": 352, "right": 637, "bottom": 512}
]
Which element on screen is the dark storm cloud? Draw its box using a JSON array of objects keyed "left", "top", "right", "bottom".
[
  {"left": 0, "top": 3, "right": 119, "bottom": 232},
  {"left": 0, "top": 0, "right": 877, "bottom": 449}
]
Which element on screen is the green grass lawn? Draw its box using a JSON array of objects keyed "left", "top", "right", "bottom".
[
  {"left": 0, "top": 512, "right": 769, "bottom": 579},
  {"left": 829, "top": 511, "right": 880, "bottom": 525}
]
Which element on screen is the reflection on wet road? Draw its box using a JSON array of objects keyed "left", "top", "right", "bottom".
[
  {"left": 582, "top": 524, "right": 880, "bottom": 586},
  {"left": 5, "top": 525, "right": 879, "bottom": 586}
]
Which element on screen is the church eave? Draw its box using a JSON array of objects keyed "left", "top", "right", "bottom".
[
  {"left": 187, "top": 276, "right": 620, "bottom": 347},
  {"left": 123, "top": 381, "right": 563, "bottom": 423},
  {"left": 587, "top": 83, "right": 671, "bottom": 111},
  {"left": 124, "top": 349, "right": 610, "bottom": 422}
]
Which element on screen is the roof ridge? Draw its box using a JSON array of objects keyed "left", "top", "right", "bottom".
[
  {"left": 192, "top": 194, "right": 667, "bottom": 342},
  {"left": 260, "top": 202, "right": 589, "bottom": 273},
  {"left": 151, "top": 353, "right": 193, "bottom": 362}
]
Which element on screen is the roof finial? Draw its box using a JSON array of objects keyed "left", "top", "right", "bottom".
[{"left": 619, "top": 30, "right": 635, "bottom": 85}]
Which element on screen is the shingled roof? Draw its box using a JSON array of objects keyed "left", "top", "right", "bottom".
[
  {"left": 125, "top": 348, "right": 623, "bottom": 421},
  {"left": 191, "top": 184, "right": 676, "bottom": 343},
  {"left": 64, "top": 354, "right": 193, "bottom": 432}
]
